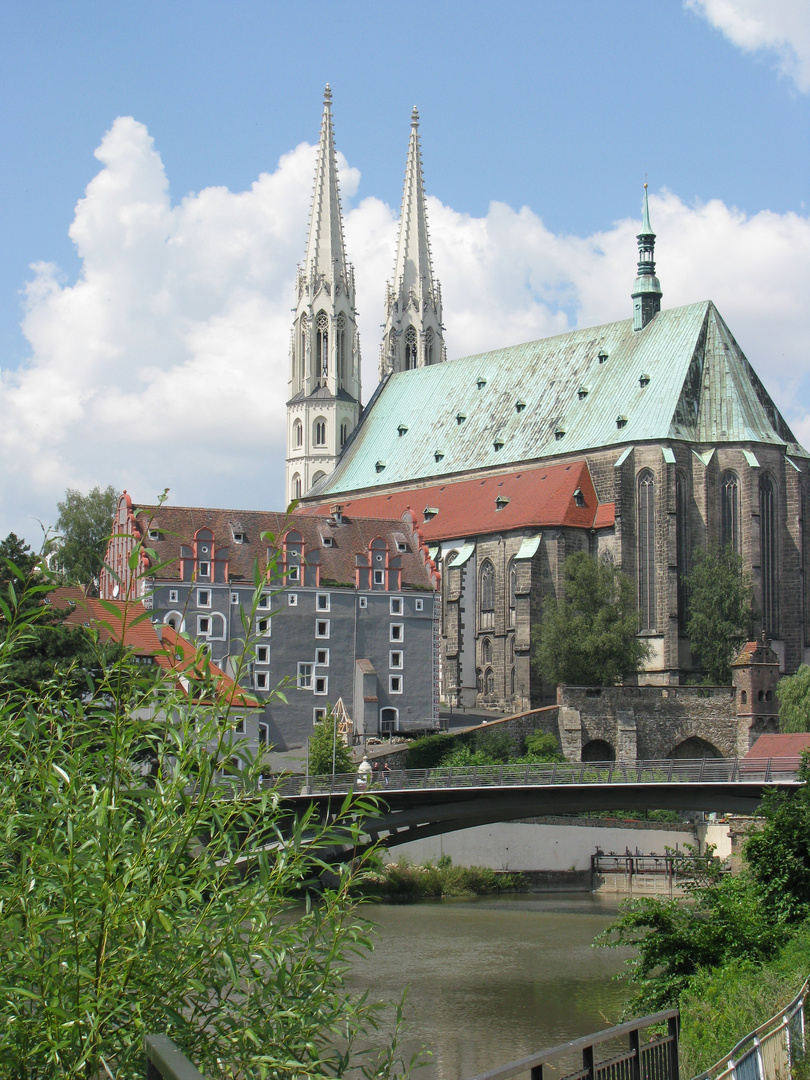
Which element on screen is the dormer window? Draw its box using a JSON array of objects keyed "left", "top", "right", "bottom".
[
  {"left": 493, "top": 437, "right": 504, "bottom": 451},
  {"left": 434, "top": 449, "right": 444, "bottom": 462},
  {"left": 573, "top": 488, "right": 585, "bottom": 507},
  {"left": 639, "top": 374, "right": 650, "bottom": 388},
  {"left": 477, "top": 376, "right": 487, "bottom": 389},
  {"left": 424, "top": 507, "right": 439, "bottom": 521},
  {"left": 578, "top": 386, "right": 589, "bottom": 400},
  {"left": 616, "top": 415, "right": 628, "bottom": 429},
  {"left": 456, "top": 412, "right": 466, "bottom": 425},
  {"left": 397, "top": 424, "right": 408, "bottom": 437},
  {"left": 598, "top": 350, "right": 608, "bottom": 364},
  {"left": 515, "top": 400, "right": 526, "bottom": 413},
  {"left": 233, "top": 531, "right": 245, "bottom": 544},
  {"left": 322, "top": 536, "right": 334, "bottom": 547},
  {"left": 554, "top": 427, "right": 565, "bottom": 441},
  {"left": 495, "top": 495, "right": 510, "bottom": 510},
  {"left": 375, "top": 460, "right": 387, "bottom": 473},
  {"left": 148, "top": 528, "right": 159, "bottom": 541}
]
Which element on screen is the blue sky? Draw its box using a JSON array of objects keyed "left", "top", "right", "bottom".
[{"left": 0, "top": 0, "right": 808, "bottom": 541}]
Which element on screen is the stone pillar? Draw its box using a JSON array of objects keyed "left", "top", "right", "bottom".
[
  {"left": 559, "top": 706, "right": 583, "bottom": 762},
  {"left": 616, "top": 710, "right": 638, "bottom": 761}
]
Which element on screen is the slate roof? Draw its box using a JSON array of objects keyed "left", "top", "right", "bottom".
[
  {"left": 306, "top": 460, "right": 614, "bottom": 541},
  {"left": 312, "top": 300, "right": 806, "bottom": 498},
  {"left": 128, "top": 505, "right": 435, "bottom": 587}
]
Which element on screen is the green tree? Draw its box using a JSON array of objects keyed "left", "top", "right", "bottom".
[
  {"left": 0, "top": 549, "right": 411, "bottom": 1079},
  {"left": 0, "top": 532, "right": 38, "bottom": 595},
  {"left": 53, "top": 484, "right": 119, "bottom": 590},
  {"left": 686, "top": 544, "right": 753, "bottom": 684},
  {"left": 532, "top": 552, "right": 650, "bottom": 687},
  {"left": 776, "top": 664, "right": 810, "bottom": 732},
  {"left": 309, "top": 705, "right": 355, "bottom": 775},
  {"left": 520, "top": 732, "right": 565, "bottom": 763}
]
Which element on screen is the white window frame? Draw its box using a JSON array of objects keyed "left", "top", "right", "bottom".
[
  {"left": 148, "top": 528, "right": 160, "bottom": 541},
  {"left": 230, "top": 592, "right": 239, "bottom": 605},
  {"left": 313, "top": 707, "right": 327, "bottom": 724},
  {"left": 314, "top": 674, "right": 328, "bottom": 696},
  {"left": 197, "top": 615, "right": 211, "bottom": 637},
  {"left": 315, "top": 648, "right": 330, "bottom": 666},
  {"left": 373, "top": 569, "right": 385, "bottom": 585},
  {"left": 315, "top": 619, "right": 330, "bottom": 639},
  {"left": 209, "top": 612, "right": 226, "bottom": 641},
  {"left": 288, "top": 593, "right": 298, "bottom": 606},
  {"left": 255, "top": 672, "right": 269, "bottom": 691},
  {"left": 389, "top": 674, "right": 403, "bottom": 694},
  {"left": 258, "top": 722, "right": 270, "bottom": 747},
  {"left": 287, "top": 565, "right": 300, "bottom": 582},
  {"left": 359, "top": 596, "right": 368, "bottom": 609},
  {"left": 389, "top": 650, "right": 403, "bottom": 670},
  {"left": 198, "top": 561, "right": 210, "bottom": 578},
  {"left": 257, "top": 594, "right": 271, "bottom": 610},
  {"left": 256, "top": 644, "right": 269, "bottom": 664},
  {"left": 297, "top": 662, "right": 313, "bottom": 690},
  {"left": 169, "top": 589, "right": 179, "bottom": 604},
  {"left": 390, "top": 623, "right": 404, "bottom": 642},
  {"left": 234, "top": 716, "right": 246, "bottom": 735},
  {"left": 197, "top": 589, "right": 211, "bottom": 608},
  {"left": 316, "top": 592, "right": 330, "bottom": 612},
  {"left": 256, "top": 616, "right": 271, "bottom": 637},
  {"left": 233, "top": 532, "right": 245, "bottom": 545},
  {"left": 415, "top": 598, "right": 424, "bottom": 612},
  {"left": 390, "top": 597, "right": 403, "bottom": 615}
]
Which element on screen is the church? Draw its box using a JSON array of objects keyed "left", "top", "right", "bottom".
[{"left": 289, "top": 87, "right": 810, "bottom": 709}]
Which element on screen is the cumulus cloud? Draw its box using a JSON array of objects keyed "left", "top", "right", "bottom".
[
  {"left": 686, "top": 0, "right": 810, "bottom": 91},
  {"left": 1, "top": 116, "right": 809, "bottom": 539}
]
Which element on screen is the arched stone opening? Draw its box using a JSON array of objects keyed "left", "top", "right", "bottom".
[
  {"left": 581, "top": 739, "right": 615, "bottom": 762},
  {"left": 669, "top": 737, "right": 723, "bottom": 760}
]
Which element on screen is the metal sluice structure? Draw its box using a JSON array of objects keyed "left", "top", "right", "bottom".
[{"left": 144, "top": 980, "right": 809, "bottom": 1080}]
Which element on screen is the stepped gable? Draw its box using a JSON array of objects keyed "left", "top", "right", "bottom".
[
  {"left": 311, "top": 300, "right": 806, "bottom": 499},
  {"left": 127, "top": 504, "right": 434, "bottom": 587},
  {"left": 307, "top": 460, "right": 614, "bottom": 541}
]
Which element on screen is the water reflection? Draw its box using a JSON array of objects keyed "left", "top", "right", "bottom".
[{"left": 349, "top": 893, "right": 633, "bottom": 1080}]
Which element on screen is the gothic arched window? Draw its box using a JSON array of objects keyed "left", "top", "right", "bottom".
[
  {"left": 480, "top": 558, "right": 495, "bottom": 629},
  {"left": 340, "top": 421, "right": 348, "bottom": 448},
  {"left": 336, "top": 313, "right": 346, "bottom": 384},
  {"left": 510, "top": 667, "right": 516, "bottom": 697},
  {"left": 482, "top": 638, "right": 492, "bottom": 665},
  {"left": 721, "top": 471, "right": 741, "bottom": 554},
  {"left": 405, "top": 326, "right": 418, "bottom": 370},
  {"left": 314, "top": 418, "right": 327, "bottom": 447},
  {"left": 760, "top": 473, "right": 778, "bottom": 634},
  {"left": 638, "top": 470, "right": 656, "bottom": 632},
  {"left": 316, "top": 311, "right": 329, "bottom": 380},
  {"left": 293, "top": 419, "right": 303, "bottom": 449},
  {"left": 676, "top": 470, "right": 689, "bottom": 633},
  {"left": 508, "top": 558, "right": 517, "bottom": 626},
  {"left": 485, "top": 668, "right": 495, "bottom": 697},
  {"left": 292, "top": 474, "right": 302, "bottom": 500},
  {"left": 424, "top": 327, "right": 434, "bottom": 366},
  {"left": 299, "top": 315, "right": 308, "bottom": 385}
]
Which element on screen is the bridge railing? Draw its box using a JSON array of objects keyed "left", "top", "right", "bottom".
[
  {"left": 466, "top": 1009, "right": 679, "bottom": 1080},
  {"left": 691, "top": 976, "right": 809, "bottom": 1080},
  {"left": 265, "top": 757, "right": 802, "bottom": 797},
  {"left": 145, "top": 1034, "right": 206, "bottom": 1080}
]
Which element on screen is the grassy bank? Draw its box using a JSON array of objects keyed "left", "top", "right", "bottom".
[{"left": 360, "top": 855, "right": 525, "bottom": 900}]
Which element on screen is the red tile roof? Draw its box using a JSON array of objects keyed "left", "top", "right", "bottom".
[
  {"left": 306, "top": 460, "right": 615, "bottom": 541},
  {"left": 745, "top": 734, "right": 810, "bottom": 759}
]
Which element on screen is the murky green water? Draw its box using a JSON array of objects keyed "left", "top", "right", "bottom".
[{"left": 349, "top": 893, "right": 634, "bottom": 1080}]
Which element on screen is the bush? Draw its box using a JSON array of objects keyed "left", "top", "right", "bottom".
[{"left": 362, "top": 856, "right": 523, "bottom": 899}]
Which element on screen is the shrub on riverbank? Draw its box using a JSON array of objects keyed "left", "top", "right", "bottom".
[{"left": 362, "top": 855, "right": 524, "bottom": 899}]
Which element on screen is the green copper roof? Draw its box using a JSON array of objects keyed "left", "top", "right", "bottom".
[{"left": 315, "top": 301, "right": 805, "bottom": 497}]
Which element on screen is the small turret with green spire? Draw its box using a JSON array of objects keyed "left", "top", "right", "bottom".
[{"left": 631, "top": 184, "right": 662, "bottom": 331}]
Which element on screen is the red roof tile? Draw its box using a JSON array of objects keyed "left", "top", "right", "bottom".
[
  {"left": 307, "top": 461, "right": 615, "bottom": 541},
  {"left": 745, "top": 734, "right": 810, "bottom": 759}
]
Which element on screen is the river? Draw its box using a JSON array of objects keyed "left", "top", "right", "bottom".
[{"left": 349, "top": 893, "right": 634, "bottom": 1080}]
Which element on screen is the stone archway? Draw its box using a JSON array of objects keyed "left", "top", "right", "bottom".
[
  {"left": 581, "top": 739, "right": 615, "bottom": 762},
  {"left": 669, "top": 736, "right": 723, "bottom": 760}
]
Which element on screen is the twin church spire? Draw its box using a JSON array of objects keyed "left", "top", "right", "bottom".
[{"left": 286, "top": 89, "right": 446, "bottom": 505}]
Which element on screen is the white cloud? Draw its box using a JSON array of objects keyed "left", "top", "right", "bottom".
[
  {"left": 1, "top": 116, "right": 809, "bottom": 540},
  {"left": 686, "top": 0, "right": 810, "bottom": 91}
]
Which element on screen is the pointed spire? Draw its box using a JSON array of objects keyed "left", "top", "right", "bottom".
[
  {"left": 303, "top": 83, "right": 348, "bottom": 284},
  {"left": 631, "top": 184, "right": 662, "bottom": 331},
  {"left": 391, "top": 105, "right": 436, "bottom": 307}
]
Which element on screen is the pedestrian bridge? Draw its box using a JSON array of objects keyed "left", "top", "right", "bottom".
[{"left": 269, "top": 756, "right": 804, "bottom": 848}]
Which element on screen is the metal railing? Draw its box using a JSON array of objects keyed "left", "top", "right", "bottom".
[
  {"left": 266, "top": 757, "right": 802, "bottom": 798},
  {"left": 145, "top": 1035, "right": 206, "bottom": 1080},
  {"left": 466, "top": 1009, "right": 679, "bottom": 1080},
  {"left": 692, "top": 977, "right": 809, "bottom": 1080}
]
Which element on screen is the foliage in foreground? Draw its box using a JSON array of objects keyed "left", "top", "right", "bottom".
[
  {"left": 532, "top": 551, "right": 650, "bottom": 687},
  {"left": 777, "top": 663, "right": 810, "bottom": 733},
  {"left": 685, "top": 543, "right": 753, "bottom": 685},
  {"left": 0, "top": 550, "right": 412, "bottom": 1080},
  {"left": 361, "top": 855, "right": 523, "bottom": 900}
]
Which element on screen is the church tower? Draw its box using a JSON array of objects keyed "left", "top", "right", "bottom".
[
  {"left": 380, "top": 107, "right": 446, "bottom": 378},
  {"left": 286, "top": 85, "right": 361, "bottom": 504},
  {"left": 631, "top": 184, "right": 663, "bottom": 331}
]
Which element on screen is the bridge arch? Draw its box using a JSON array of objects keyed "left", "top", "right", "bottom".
[
  {"left": 669, "top": 736, "right": 723, "bottom": 760},
  {"left": 581, "top": 739, "right": 615, "bottom": 762}
]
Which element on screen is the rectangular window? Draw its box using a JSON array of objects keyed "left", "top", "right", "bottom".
[
  {"left": 389, "top": 650, "right": 403, "bottom": 669},
  {"left": 315, "top": 619, "right": 330, "bottom": 638},
  {"left": 149, "top": 528, "right": 160, "bottom": 541},
  {"left": 258, "top": 594, "right": 271, "bottom": 610},
  {"left": 396, "top": 541, "right": 407, "bottom": 553},
  {"left": 233, "top": 532, "right": 245, "bottom": 545},
  {"left": 169, "top": 589, "right": 179, "bottom": 604},
  {"left": 255, "top": 672, "right": 269, "bottom": 690},
  {"left": 316, "top": 648, "right": 329, "bottom": 666},
  {"left": 197, "top": 615, "right": 211, "bottom": 636},
  {"left": 234, "top": 716, "right": 246, "bottom": 735},
  {"left": 288, "top": 593, "right": 298, "bottom": 606},
  {"left": 313, "top": 707, "right": 327, "bottom": 724},
  {"left": 258, "top": 722, "right": 270, "bottom": 747},
  {"left": 316, "top": 592, "right": 330, "bottom": 611},
  {"left": 390, "top": 623, "right": 404, "bottom": 642},
  {"left": 373, "top": 569, "right": 385, "bottom": 585},
  {"left": 230, "top": 592, "right": 239, "bottom": 605},
  {"left": 415, "top": 598, "right": 424, "bottom": 612},
  {"left": 256, "top": 644, "right": 269, "bottom": 664},
  {"left": 256, "top": 616, "right": 271, "bottom": 636},
  {"left": 359, "top": 596, "right": 368, "bottom": 609},
  {"left": 197, "top": 589, "right": 211, "bottom": 608},
  {"left": 297, "top": 662, "right": 313, "bottom": 689},
  {"left": 390, "top": 597, "right": 403, "bottom": 615},
  {"left": 314, "top": 675, "right": 328, "bottom": 695},
  {"left": 288, "top": 565, "right": 300, "bottom": 582},
  {"left": 198, "top": 561, "right": 210, "bottom": 577},
  {"left": 389, "top": 675, "right": 403, "bottom": 694}
]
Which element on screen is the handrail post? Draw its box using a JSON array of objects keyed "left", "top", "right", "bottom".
[
  {"left": 765, "top": 758, "right": 772, "bottom": 782},
  {"left": 668, "top": 1014, "right": 681, "bottom": 1080},
  {"left": 628, "top": 1025, "right": 641, "bottom": 1080},
  {"left": 582, "top": 1043, "right": 595, "bottom": 1080}
]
